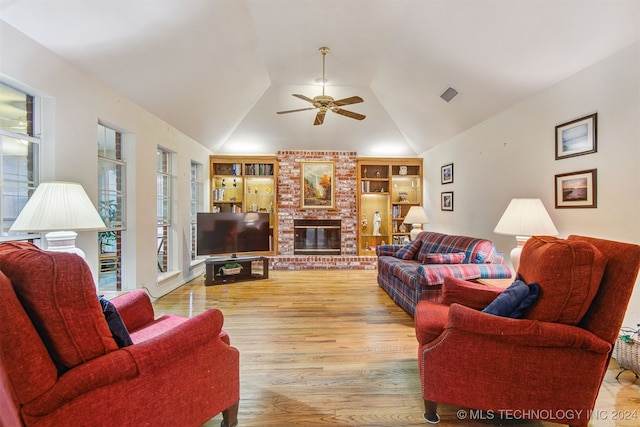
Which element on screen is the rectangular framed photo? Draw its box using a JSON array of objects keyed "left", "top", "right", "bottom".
[
  {"left": 441, "top": 191, "right": 454, "bottom": 211},
  {"left": 555, "top": 169, "right": 597, "bottom": 209},
  {"left": 301, "top": 161, "right": 335, "bottom": 209},
  {"left": 555, "top": 113, "right": 597, "bottom": 160},
  {"left": 441, "top": 163, "right": 454, "bottom": 184}
]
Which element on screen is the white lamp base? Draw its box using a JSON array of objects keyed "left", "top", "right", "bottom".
[
  {"left": 45, "top": 231, "right": 86, "bottom": 259},
  {"left": 409, "top": 224, "right": 423, "bottom": 241},
  {"left": 510, "top": 235, "right": 530, "bottom": 274}
]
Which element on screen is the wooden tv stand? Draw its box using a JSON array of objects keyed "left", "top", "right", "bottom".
[{"left": 204, "top": 255, "right": 269, "bottom": 286}]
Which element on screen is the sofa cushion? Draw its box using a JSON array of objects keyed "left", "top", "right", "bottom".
[
  {"left": 417, "top": 264, "right": 482, "bottom": 286},
  {"left": 518, "top": 236, "right": 607, "bottom": 325},
  {"left": 388, "top": 258, "right": 421, "bottom": 290},
  {"left": 0, "top": 242, "right": 118, "bottom": 370},
  {"left": 0, "top": 270, "right": 58, "bottom": 404},
  {"left": 482, "top": 280, "right": 540, "bottom": 318},
  {"left": 424, "top": 252, "right": 466, "bottom": 264},
  {"left": 395, "top": 239, "right": 422, "bottom": 260},
  {"left": 415, "top": 232, "right": 448, "bottom": 263}
]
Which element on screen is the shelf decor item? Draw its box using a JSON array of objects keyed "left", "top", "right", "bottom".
[
  {"left": 555, "top": 113, "right": 597, "bottom": 160},
  {"left": 301, "top": 161, "right": 335, "bottom": 209},
  {"left": 219, "top": 263, "right": 243, "bottom": 276},
  {"left": 373, "top": 211, "right": 382, "bottom": 236}
]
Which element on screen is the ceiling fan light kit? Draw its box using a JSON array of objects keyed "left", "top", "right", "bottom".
[{"left": 277, "top": 46, "right": 366, "bottom": 125}]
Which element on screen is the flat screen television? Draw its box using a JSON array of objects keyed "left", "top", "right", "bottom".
[{"left": 196, "top": 212, "right": 270, "bottom": 257}]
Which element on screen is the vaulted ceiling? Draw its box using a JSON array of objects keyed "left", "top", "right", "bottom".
[{"left": 2, "top": 1, "right": 638, "bottom": 156}]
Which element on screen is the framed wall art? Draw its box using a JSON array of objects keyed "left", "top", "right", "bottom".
[
  {"left": 441, "top": 191, "right": 454, "bottom": 211},
  {"left": 554, "top": 169, "right": 597, "bottom": 209},
  {"left": 441, "top": 163, "right": 454, "bottom": 184},
  {"left": 555, "top": 113, "right": 597, "bottom": 160},
  {"left": 301, "top": 161, "right": 335, "bottom": 209}
]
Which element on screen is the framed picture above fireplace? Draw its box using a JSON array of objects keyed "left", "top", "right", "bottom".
[{"left": 301, "top": 161, "right": 335, "bottom": 209}]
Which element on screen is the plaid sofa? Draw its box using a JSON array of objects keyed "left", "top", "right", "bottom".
[{"left": 376, "top": 231, "right": 511, "bottom": 316}]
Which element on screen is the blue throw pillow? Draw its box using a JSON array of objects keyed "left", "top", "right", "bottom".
[
  {"left": 99, "top": 296, "right": 133, "bottom": 348},
  {"left": 482, "top": 280, "right": 540, "bottom": 318}
]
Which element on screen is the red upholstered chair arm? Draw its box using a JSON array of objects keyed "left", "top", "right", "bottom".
[
  {"left": 445, "top": 304, "right": 611, "bottom": 353},
  {"left": 123, "top": 308, "right": 228, "bottom": 372},
  {"left": 438, "top": 276, "right": 503, "bottom": 309},
  {"left": 111, "top": 289, "right": 155, "bottom": 331},
  {"left": 22, "top": 350, "right": 139, "bottom": 417},
  {"left": 23, "top": 308, "right": 230, "bottom": 418}
]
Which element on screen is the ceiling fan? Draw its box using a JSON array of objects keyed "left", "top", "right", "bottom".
[{"left": 277, "top": 47, "right": 365, "bottom": 125}]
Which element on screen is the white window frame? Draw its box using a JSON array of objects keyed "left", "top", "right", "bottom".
[
  {"left": 190, "top": 161, "right": 203, "bottom": 261},
  {"left": 157, "top": 147, "right": 173, "bottom": 274},
  {"left": 0, "top": 82, "right": 41, "bottom": 242},
  {"left": 97, "top": 123, "right": 127, "bottom": 290}
]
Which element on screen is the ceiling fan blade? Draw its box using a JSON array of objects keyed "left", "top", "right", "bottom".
[
  {"left": 314, "top": 110, "right": 326, "bottom": 126},
  {"left": 332, "top": 108, "right": 366, "bottom": 121},
  {"left": 277, "top": 107, "right": 317, "bottom": 115},
  {"left": 292, "top": 94, "right": 315, "bottom": 104},
  {"left": 333, "top": 96, "right": 364, "bottom": 107}
]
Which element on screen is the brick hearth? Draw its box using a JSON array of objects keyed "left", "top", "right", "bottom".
[{"left": 271, "top": 255, "right": 377, "bottom": 270}]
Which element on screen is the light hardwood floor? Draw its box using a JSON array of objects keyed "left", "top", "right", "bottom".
[{"left": 152, "top": 269, "right": 640, "bottom": 426}]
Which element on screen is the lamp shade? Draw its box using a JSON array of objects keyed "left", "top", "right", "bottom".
[
  {"left": 403, "top": 206, "right": 429, "bottom": 241},
  {"left": 494, "top": 198, "right": 558, "bottom": 237},
  {"left": 402, "top": 206, "right": 430, "bottom": 226},
  {"left": 494, "top": 198, "right": 558, "bottom": 273},
  {"left": 10, "top": 182, "right": 106, "bottom": 232}
]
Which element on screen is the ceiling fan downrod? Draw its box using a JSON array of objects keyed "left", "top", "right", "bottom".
[{"left": 319, "top": 46, "right": 329, "bottom": 96}]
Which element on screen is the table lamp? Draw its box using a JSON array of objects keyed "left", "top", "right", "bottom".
[
  {"left": 403, "top": 206, "right": 430, "bottom": 241},
  {"left": 494, "top": 198, "right": 558, "bottom": 272},
  {"left": 10, "top": 181, "right": 106, "bottom": 259}
]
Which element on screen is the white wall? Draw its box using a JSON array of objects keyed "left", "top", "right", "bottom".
[
  {"left": 421, "top": 42, "right": 640, "bottom": 327},
  {"left": 0, "top": 21, "right": 211, "bottom": 298}
]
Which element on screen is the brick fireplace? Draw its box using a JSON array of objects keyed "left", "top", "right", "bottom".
[{"left": 271, "top": 150, "right": 376, "bottom": 270}]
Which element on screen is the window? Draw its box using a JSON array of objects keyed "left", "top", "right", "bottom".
[
  {"left": 98, "top": 124, "right": 126, "bottom": 290},
  {"left": 0, "top": 82, "right": 40, "bottom": 238},
  {"left": 190, "top": 161, "right": 203, "bottom": 260},
  {"left": 157, "top": 148, "right": 173, "bottom": 273}
]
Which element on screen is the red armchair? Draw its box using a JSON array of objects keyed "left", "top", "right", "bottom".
[
  {"left": 415, "top": 235, "right": 640, "bottom": 426},
  {"left": 0, "top": 242, "right": 239, "bottom": 427}
]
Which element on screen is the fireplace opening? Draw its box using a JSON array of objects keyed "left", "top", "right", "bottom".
[{"left": 294, "top": 220, "right": 341, "bottom": 255}]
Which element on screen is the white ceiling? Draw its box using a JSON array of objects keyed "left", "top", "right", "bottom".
[{"left": 2, "top": 0, "right": 639, "bottom": 156}]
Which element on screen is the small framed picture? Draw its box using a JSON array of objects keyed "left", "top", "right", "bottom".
[
  {"left": 441, "top": 191, "right": 454, "bottom": 211},
  {"left": 555, "top": 169, "right": 597, "bottom": 209},
  {"left": 441, "top": 163, "right": 454, "bottom": 184},
  {"left": 555, "top": 113, "right": 597, "bottom": 160}
]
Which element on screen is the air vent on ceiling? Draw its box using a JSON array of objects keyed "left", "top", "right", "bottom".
[{"left": 440, "top": 86, "right": 460, "bottom": 103}]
